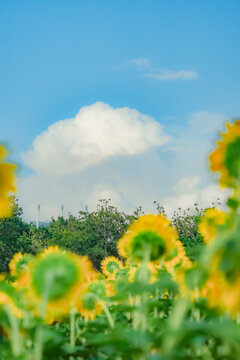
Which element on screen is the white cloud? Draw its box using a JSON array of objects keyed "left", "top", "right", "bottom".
[
  {"left": 115, "top": 60, "right": 197, "bottom": 82},
  {"left": 144, "top": 69, "right": 197, "bottom": 81},
  {"left": 18, "top": 107, "right": 229, "bottom": 222},
  {"left": 117, "top": 58, "right": 150, "bottom": 69},
  {"left": 21, "top": 102, "right": 170, "bottom": 176},
  {"left": 163, "top": 176, "right": 228, "bottom": 215}
]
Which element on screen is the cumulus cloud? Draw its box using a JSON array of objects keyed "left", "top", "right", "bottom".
[
  {"left": 18, "top": 106, "right": 229, "bottom": 222},
  {"left": 163, "top": 175, "right": 228, "bottom": 215},
  {"left": 21, "top": 102, "right": 170, "bottom": 176},
  {"left": 143, "top": 69, "right": 197, "bottom": 81}
]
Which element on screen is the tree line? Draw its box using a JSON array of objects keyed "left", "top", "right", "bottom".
[{"left": 0, "top": 197, "right": 206, "bottom": 272}]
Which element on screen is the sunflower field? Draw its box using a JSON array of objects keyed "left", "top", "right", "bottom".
[{"left": 0, "top": 120, "right": 240, "bottom": 360}]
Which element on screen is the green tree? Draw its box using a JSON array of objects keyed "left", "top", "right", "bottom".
[
  {"left": 18, "top": 199, "right": 138, "bottom": 270},
  {"left": 48, "top": 199, "right": 136, "bottom": 269},
  {"left": 0, "top": 197, "right": 30, "bottom": 272}
]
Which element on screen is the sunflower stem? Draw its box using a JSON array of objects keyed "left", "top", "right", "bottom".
[
  {"left": 132, "top": 247, "right": 151, "bottom": 332},
  {"left": 34, "top": 272, "right": 53, "bottom": 360},
  {"left": 98, "top": 298, "right": 114, "bottom": 329},
  {"left": 3, "top": 305, "right": 22, "bottom": 357},
  {"left": 70, "top": 305, "right": 76, "bottom": 353},
  {"left": 154, "top": 287, "right": 159, "bottom": 318}
]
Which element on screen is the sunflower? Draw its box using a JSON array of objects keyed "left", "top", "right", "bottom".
[
  {"left": 198, "top": 208, "right": 227, "bottom": 244},
  {"left": 9, "top": 253, "right": 23, "bottom": 277},
  {"left": 164, "top": 240, "right": 191, "bottom": 274},
  {"left": 41, "top": 245, "right": 66, "bottom": 257},
  {"left": 202, "top": 265, "right": 240, "bottom": 317},
  {"left": 209, "top": 120, "right": 240, "bottom": 188},
  {"left": 20, "top": 249, "right": 97, "bottom": 322},
  {"left": 9, "top": 253, "right": 33, "bottom": 278},
  {"left": 32, "top": 253, "right": 79, "bottom": 302},
  {"left": 101, "top": 256, "right": 123, "bottom": 279},
  {"left": 117, "top": 214, "right": 180, "bottom": 263},
  {"left": 0, "top": 145, "right": 16, "bottom": 218},
  {"left": 76, "top": 281, "right": 106, "bottom": 320},
  {"left": 194, "top": 219, "right": 240, "bottom": 316}
]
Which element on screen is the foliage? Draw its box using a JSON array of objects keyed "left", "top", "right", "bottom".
[
  {"left": 154, "top": 200, "right": 223, "bottom": 261},
  {"left": 0, "top": 197, "right": 30, "bottom": 272},
  {"left": 5, "top": 199, "right": 218, "bottom": 272},
  {"left": 18, "top": 199, "right": 137, "bottom": 270}
]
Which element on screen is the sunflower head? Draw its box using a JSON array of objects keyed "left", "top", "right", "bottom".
[
  {"left": 117, "top": 214, "right": 179, "bottom": 263},
  {"left": 41, "top": 245, "right": 66, "bottom": 257},
  {"left": 77, "top": 281, "right": 106, "bottom": 320},
  {"left": 164, "top": 240, "right": 191, "bottom": 273},
  {"left": 209, "top": 120, "right": 240, "bottom": 188},
  {"left": 32, "top": 252, "right": 80, "bottom": 302},
  {"left": 101, "top": 256, "right": 123, "bottom": 279},
  {"left": 9, "top": 253, "right": 33, "bottom": 278},
  {"left": 198, "top": 208, "right": 227, "bottom": 244}
]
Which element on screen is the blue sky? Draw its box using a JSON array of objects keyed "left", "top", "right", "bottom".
[{"left": 0, "top": 1, "right": 239, "bottom": 220}]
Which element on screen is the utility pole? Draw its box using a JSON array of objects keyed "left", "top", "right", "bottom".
[
  {"left": 36, "top": 204, "right": 40, "bottom": 229},
  {"left": 61, "top": 204, "right": 64, "bottom": 218}
]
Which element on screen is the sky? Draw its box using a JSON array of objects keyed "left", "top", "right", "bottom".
[{"left": 0, "top": 0, "right": 239, "bottom": 221}]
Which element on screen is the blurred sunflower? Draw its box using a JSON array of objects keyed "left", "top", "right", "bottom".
[
  {"left": 203, "top": 266, "right": 240, "bottom": 317},
  {"left": 195, "top": 214, "right": 240, "bottom": 316},
  {"left": 0, "top": 145, "right": 16, "bottom": 218},
  {"left": 199, "top": 208, "right": 227, "bottom": 244},
  {"left": 117, "top": 214, "right": 180, "bottom": 263},
  {"left": 40, "top": 245, "right": 66, "bottom": 257},
  {"left": 101, "top": 256, "right": 123, "bottom": 279},
  {"left": 164, "top": 239, "right": 191, "bottom": 274},
  {"left": 9, "top": 253, "right": 33, "bottom": 278},
  {"left": 76, "top": 281, "right": 106, "bottom": 320},
  {"left": 21, "top": 249, "right": 97, "bottom": 322},
  {"left": 209, "top": 120, "right": 240, "bottom": 188}
]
